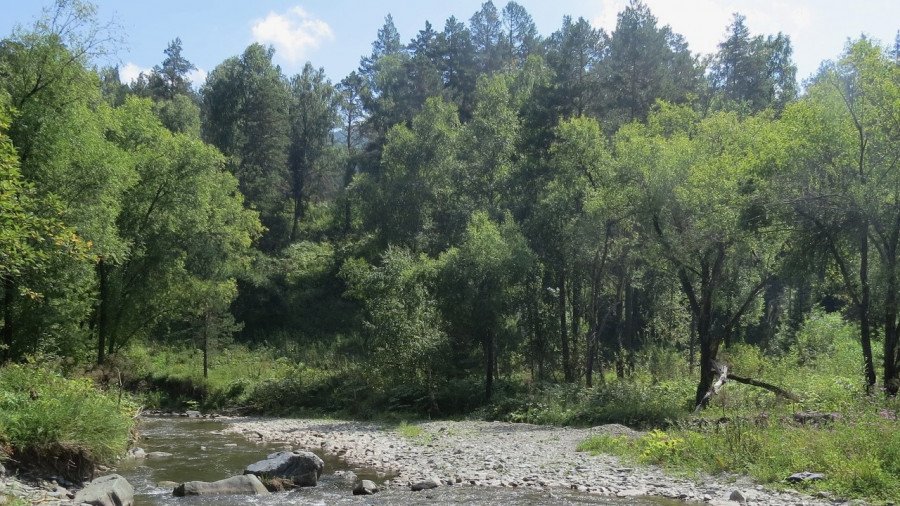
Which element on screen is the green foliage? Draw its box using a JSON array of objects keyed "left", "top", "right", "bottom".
[
  {"left": 0, "top": 363, "right": 136, "bottom": 465},
  {"left": 581, "top": 411, "right": 900, "bottom": 501},
  {"left": 341, "top": 247, "right": 449, "bottom": 401},
  {"left": 791, "top": 308, "right": 856, "bottom": 365},
  {"left": 486, "top": 380, "right": 691, "bottom": 428}
]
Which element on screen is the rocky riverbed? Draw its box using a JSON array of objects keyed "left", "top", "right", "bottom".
[
  {"left": 0, "top": 473, "right": 76, "bottom": 505},
  {"left": 229, "top": 418, "right": 840, "bottom": 506}
]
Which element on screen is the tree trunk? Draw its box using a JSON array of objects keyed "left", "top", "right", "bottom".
[
  {"left": 614, "top": 286, "right": 626, "bottom": 379},
  {"left": 694, "top": 325, "right": 718, "bottom": 408},
  {"left": 289, "top": 191, "right": 305, "bottom": 243},
  {"left": 203, "top": 311, "right": 210, "bottom": 380},
  {"left": 97, "top": 260, "right": 109, "bottom": 365},
  {"left": 2, "top": 277, "right": 14, "bottom": 362},
  {"left": 884, "top": 256, "right": 898, "bottom": 395},
  {"left": 694, "top": 271, "right": 717, "bottom": 407},
  {"left": 688, "top": 313, "right": 696, "bottom": 373},
  {"left": 571, "top": 273, "right": 581, "bottom": 380},
  {"left": 859, "top": 222, "right": 877, "bottom": 389},
  {"left": 484, "top": 329, "right": 494, "bottom": 401},
  {"left": 558, "top": 268, "right": 572, "bottom": 382},
  {"left": 343, "top": 121, "right": 355, "bottom": 233}
]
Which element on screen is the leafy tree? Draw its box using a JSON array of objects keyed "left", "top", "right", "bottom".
[
  {"left": 709, "top": 14, "right": 797, "bottom": 113},
  {"left": 440, "top": 212, "right": 533, "bottom": 400},
  {"left": 0, "top": 92, "right": 86, "bottom": 361},
  {"left": 1, "top": 8, "right": 135, "bottom": 362},
  {"left": 600, "top": 1, "right": 701, "bottom": 129},
  {"left": 287, "top": 63, "right": 339, "bottom": 242},
  {"left": 337, "top": 71, "right": 367, "bottom": 231},
  {"left": 202, "top": 43, "right": 289, "bottom": 249},
  {"left": 622, "top": 104, "right": 784, "bottom": 406},
  {"left": 470, "top": 1, "right": 504, "bottom": 75},
  {"left": 500, "top": 1, "right": 540, "bottom": 69},
  {"left": 341, "top": 248, "right": 449, "bottom": 411},
  {"left": 104, "top": 97, "right": 260, "bottom": 359},
  {"left": 782, "top": 39, "right": 900, "bottom": 392},
  {"left": 361, "top": 97, "right": 462, "bottom": 253},
  {"left": 147, "top": 37, "right": 197, "bottom": 100}
]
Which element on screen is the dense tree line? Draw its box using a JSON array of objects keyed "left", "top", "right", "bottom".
[{"left": 1, "top": 0, "right": 898, "bottom": 407}]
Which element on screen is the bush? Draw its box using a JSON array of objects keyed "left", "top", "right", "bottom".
[
  {"left": 0, "top": 364, "right": 137, "bottom": 480},
  {"left": 484, "top": 380, "right": 692, "bottom": 428},
  {"left": 792, "top": 309, "right": 855, "bottom": 365}
]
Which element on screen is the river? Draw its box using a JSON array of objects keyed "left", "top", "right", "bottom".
[{"left": 117, "top": 417, "right": 684, "bottom": 505}]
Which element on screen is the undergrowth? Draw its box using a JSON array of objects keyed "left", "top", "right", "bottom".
[{"left": 0, "top": 363, "right": 137, "bottom": 480}]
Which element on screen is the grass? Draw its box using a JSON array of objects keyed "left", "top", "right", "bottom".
[
  {"left": 576, "top": 313, "right": 900, "bottom": 504},
  {"left": 0, "top": 495, "right": 27, "bottom": 506},
  {"left": 393, "top": 421, "right": 436, "bottom": 444},
  {"left": 579, "top": 407, "right": 900, "bottom": 502},
  {"left": 0, "top": 363, "right": 138, "bottom": 481}
]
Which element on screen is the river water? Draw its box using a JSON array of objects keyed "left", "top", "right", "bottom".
[{"left": 117, "top": 417, "right": 684, "bottom": 505}]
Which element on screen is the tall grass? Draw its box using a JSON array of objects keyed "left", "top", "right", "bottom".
[
  {"left": 0, "top": 363, "right": 137, "bottom": 478},
  {"left": 579, "top": 312, "right": 900, "bottom": 503}
]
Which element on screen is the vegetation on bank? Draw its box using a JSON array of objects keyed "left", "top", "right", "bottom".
[
  {"left": 577, "top": 313, "right": 900, "bottom": 503},
  {"left": 0, "top": 363, "right": 137, "bottom": 480}
]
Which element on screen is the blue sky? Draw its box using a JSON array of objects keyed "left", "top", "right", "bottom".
[{"left": 2, "top": 1, "right": 897, "bottom": 87}]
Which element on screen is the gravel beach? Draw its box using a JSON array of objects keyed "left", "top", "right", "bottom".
[{"left": 229, "top": 418, "right": 839, "bottom": 506}]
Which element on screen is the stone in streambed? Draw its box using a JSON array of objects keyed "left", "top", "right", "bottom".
[
  {"left": 125, "top": 447, "right": 145, "bottom": 459},
  {"left": 74, "top": 474, "right": 134, "bottom": 506},
  {"left": 244, "top": 450, "right": 324, "bottom": 487},
  {"left": 410, "top": 477, "right": 441, "bottom": 491},
  {"left": 729, "top": 489, "right": 747, "bottom": 503},
  {"left": 146, "top": 451, "right": 172, "bottom": 459},
  {"left": 353, "top": 479, "right": 379, "bottom": 495},
  {"left": 173, "top": 475, "right": 269, "bottom": 496}
]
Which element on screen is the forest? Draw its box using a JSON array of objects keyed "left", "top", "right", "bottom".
[{"left": 1, "top": 0, "right": 899, "bottom": 501}]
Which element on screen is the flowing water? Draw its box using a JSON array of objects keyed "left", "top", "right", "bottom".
[{"left": 117, "top": 417, "right": 684, "bottom": 505}]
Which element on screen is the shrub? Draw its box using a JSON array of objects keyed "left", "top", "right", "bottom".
[{"left": 0, "top": 364, "right": 137, "bottom": 480}]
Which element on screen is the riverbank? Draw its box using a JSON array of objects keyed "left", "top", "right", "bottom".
[
  {"left": 229, "top": 418, "right": 834, "bottom": 505},
  {"left": 0, "top": 473, "right": 76, "bottom": 505}
]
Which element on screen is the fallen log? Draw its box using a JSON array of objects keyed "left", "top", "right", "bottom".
[
  {"left": 694, "top": 362, "right": 801, "bottom": 411},
  {"left": 726, "top": 373, "right": 801, "bottom": 402}
]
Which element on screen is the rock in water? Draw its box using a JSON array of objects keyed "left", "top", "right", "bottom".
[
  {"left": 125, "top": 447, "right": 146, "bottom": 459},
  {"left": 410, "top": 477, "right": 441, "bottom": 491},
  {"left": 173, "top": 475, "right": 269, "bottom": 496},
  {"left": 244, "top": 450, "right": 324, "bottom": 487},
  {"left": 146, "top": 451, "right": 172, "bottom": 459},
  {"left": 353, "top": 479, "right": 379, "bottom": 495},
  {"left": 74, "top": 474, "right": 134, "bottom": 506}
]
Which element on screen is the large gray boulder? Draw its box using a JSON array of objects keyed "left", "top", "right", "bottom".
[
  {"left": 74, "top": 474, "right": 134, "bottom": 506},
  {"left": 173, "top": 475, "right": 270, "bottom": 496},
  {"left": 244, "top": 450, "right": 324, "bottom": 487}
]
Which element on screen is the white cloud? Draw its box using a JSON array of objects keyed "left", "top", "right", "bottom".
[
  {"left": 251, "top": 6, "right": 334, "bottom": 66},
  {"left": 187, "top": 67, "right": 208, "bottom": 87},
  {"left": 119, "top": 62, "right": 151, "bottom": 84}
]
